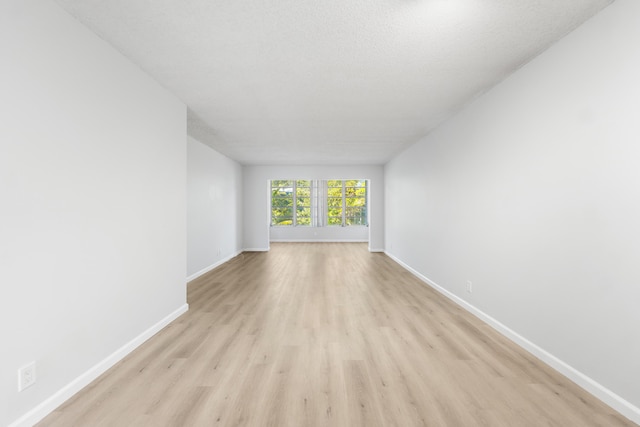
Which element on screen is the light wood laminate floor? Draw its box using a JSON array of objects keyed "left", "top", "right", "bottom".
[{"left": 39, "top": 243, "right": 636, "bottom": 426}]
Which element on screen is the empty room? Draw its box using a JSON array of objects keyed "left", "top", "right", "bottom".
[{"left": 2, "top": 0, "right": 639, "bottom": 426}]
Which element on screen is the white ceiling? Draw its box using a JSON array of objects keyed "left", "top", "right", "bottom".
[{"left": 55, "top": 0, "right": 612, "bottom": 165}]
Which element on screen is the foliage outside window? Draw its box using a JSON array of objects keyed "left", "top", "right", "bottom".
[
  {"left": 296, "top": 180, "right": 311, "bottom": 226},
  {"left": 344, "top": 179, "right": 367, "bottom": 226},
  {"left": 271, "top": 180, "right": 294, "bottom": 226},
  {"left": 271, "top": 179, "right": 368, "bottom": 227},
  {"left": 327, "top": 180, "right": 367, "bottom": 226},
  {"left": 327, "top": 180, "right": 343, "bottom": 226},
  {"left": 271, "top": 180, "right": 313, "bottom": 226}
]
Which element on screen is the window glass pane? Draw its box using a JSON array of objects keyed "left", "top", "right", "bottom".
[
  {"left": 345, "top": 186, "right": 363, "bottom": 197},
  {"left": 296, "top": 197, "right": 310, "bottom": 206},
  {"left": 327, "top": 188, "right": 342, "bottom": 198},
  {"left": 272, "top": 187, "right": 293, "bottom": 196},
  {"left": 271, "top": 180, "right": 294, "bottom": 226},
  {"left": 345, "top": 216, "right": 367, "bottom": 226},
  {"left": 328, "top": 206, "right": 342, "bottom": 216},
  {"left": 297, "top": 206, "right": 311, "bottom": 226},
  {"left": 272, "top": 212, "right": 293, "bottom": 226},
  {"left": 349, "top": 187, "right": 366, "bottom": 197},
  {"left": 272, "top": 179, "right": 293, "bottom": 188},
  {"left": 295, "top": 180, "right": 311, "bottom": 226},
  {"left": 297, "top": 217, "right": 311, "bottom": 226},
  {"left": 297, "top": 206, "right": 311, "bottom": 215},
  {"left": 272, "top": 198, "right": 293, "bottom": 209},
  {"left": 296, "top": 187, "right": 310, "bottom": 198},
  {"left": 327, "top": 180, "right": 342, "bottom": 187},
  {"left": 340, "top": 179, "right": 367, "bottom": 226},
  {"left": 272, "top": 207, "right": 293, "bottom": 217},
  {"left": 328, "top": 217, "right": 342, "bottom": 226},
  {"left": 345, "top": 197, "right": 365, "bottom": 207},
  {"left": 345, "top": 207, "right": 365, "bottom": 217},
  {"left": 327, "top": 197, "right": 342, "bottom": 208}
]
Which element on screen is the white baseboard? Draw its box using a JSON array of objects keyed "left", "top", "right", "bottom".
[
  {"left": 384, "top": 251, "right": 640, "bottom": 425},
  {"left": 186, "top": 251, "right": 243, "bottom": 282},
  {"left": 270, "top": 239, "right": 368, "bottom": 243},
  {"left": 243, "top": 247, "right": 270, "bottom": 252},
  {"left": 368, "top": 247, "right": 385, "bottom": 253},
  {"left": 9, "top": 304, "right": 189, "bottom": 427}
]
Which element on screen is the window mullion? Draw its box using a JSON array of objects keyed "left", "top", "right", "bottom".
[
  {"left": 293, "top": 180, "right": 297, "bottom": 227},
  {"left": 342, "top": 180, "right": 346, "bottom": 227},
  {"left": 314, "top": 180, "right": 323, "bottom": 227},
  {"left": 324, "top": 180, "right": 329, "bottom": 227}
]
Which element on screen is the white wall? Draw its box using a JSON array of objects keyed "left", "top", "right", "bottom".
[
  {"left": 187, "top": 137, "right": 243, "bottom": 280},
  {"left": 270, "top": 225, "right": 368, "bottom": 242},
  {"left": 0, "top": 1, "right": 187, "bottom": 425},
  {"left": 384, "top": 0, "right": 640, "bottom": 422},
  {"left": 243, "top": 165, "right": 384, "bottom": 251}
]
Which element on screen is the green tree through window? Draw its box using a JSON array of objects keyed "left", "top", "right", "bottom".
[
  {"left": 296, "top": 180, "right": 311, "bottom": 226},
  {"left": 327, "top": 180, "right": 343, "bottom": 226},
  {"left": 328, "top": 180, "right": 367, "bottom": 226},
  {"left": 344, "top": 179, "right": 367, "bottom": 226},
  {"left": 271, "top": 180, "right": 293, "bottom": 226}
]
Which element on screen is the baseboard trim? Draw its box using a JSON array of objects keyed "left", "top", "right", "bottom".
[
  {"left": 186, "top": 251, "right": 242, "bottom": 282},
  {"left": 384, "top": 251, "right": 640, "bottom": 425},
  {"left": 9, "top": 304, "right": 189, "bottom": 427},
  {"left": 270, "top": 239, "right": 368, "bottom": 243},
  {"left": 368, "top": 247, "right": 385, "bottom": 253},
  {"left": 243, "top": 247, "right": 270, "bottom": 252}
]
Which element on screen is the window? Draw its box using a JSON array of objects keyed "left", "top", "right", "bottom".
[
  {"left": 327, "top": 180, "right": 343, "bottom": 226},
  {"left": 270, "top": 180, "right": 313, "bottom": 226},
  {"left": 344, "top": 179, "right": 367, "bottom": 226},
  {"left": 296, "top": 180, "right": 311, "bottom": 226},
  {"left": 271, "top": 180, "right": 293, "bottom": 226},
  {"left": 326, "top": 179, "right": 367, "bottom": 226},
  {"left": 271, "top": 179, "right": 368, "bottom": 227}
]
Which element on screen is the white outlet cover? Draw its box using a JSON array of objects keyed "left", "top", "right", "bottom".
[{"left": 18, "top": 361, "right": 36, "bottom": 392}]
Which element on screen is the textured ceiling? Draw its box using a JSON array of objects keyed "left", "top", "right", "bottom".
[{"left": 55, "top": 0, "right": 612, "bottom": 165}]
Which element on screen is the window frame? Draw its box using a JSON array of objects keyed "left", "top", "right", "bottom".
[
  {"left": 327, "top": 180, "right": 368, "bottom": 227},
  {"left": 270, "top": 179, "right": 314, "bottom": 227},
  {"left": 295, "top": 180, "right": 312, "bottom": 227},
  {"left": 270, "top": 179, "right": 368, "bottom": 227}
]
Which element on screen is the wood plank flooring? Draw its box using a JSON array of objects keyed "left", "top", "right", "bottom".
[{"left": 38, "top": 243, "right": 637, "bottom": 426}]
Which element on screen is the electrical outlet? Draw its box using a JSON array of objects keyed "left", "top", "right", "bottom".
[
  {"left": 466, "top": 281, "right": 473, "bottom": 293},
  {"left": 18, "top": 362, "right": 36, "bottom": 392}
]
